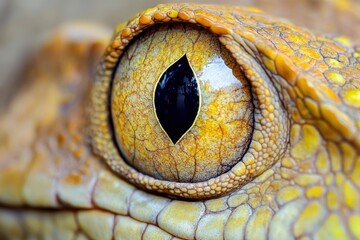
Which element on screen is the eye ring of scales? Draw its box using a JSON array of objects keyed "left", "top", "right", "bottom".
[{"left": 0, "top": 2, "right": 360, "bottom": 240}]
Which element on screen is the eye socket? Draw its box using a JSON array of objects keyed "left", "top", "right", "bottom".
[{"left": 90, "top": 5, "right": 289, "bottom": 199}]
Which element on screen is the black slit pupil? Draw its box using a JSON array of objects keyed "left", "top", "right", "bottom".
[{"left": 154, "top": 55, "right": 200, "bottom": 144}]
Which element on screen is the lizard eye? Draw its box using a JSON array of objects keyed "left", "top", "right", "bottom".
[
  {"left": 111, "top": 23, "right": 253, "bottom": 183},
  {"left": 90, "top": 9, "right": 289, "bottom": 199}
]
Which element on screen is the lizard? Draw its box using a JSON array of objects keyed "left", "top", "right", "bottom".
[{"left": 0, "top": 2, "right": 360, "bottom": 239}]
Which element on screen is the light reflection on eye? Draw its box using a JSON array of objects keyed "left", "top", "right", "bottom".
[{"left": 200, "top": 56, "right": 243, "bottom": 90}]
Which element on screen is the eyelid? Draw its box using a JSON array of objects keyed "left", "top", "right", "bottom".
[{"left": 90, "top": 4, "right": 290, "bottom": 199}]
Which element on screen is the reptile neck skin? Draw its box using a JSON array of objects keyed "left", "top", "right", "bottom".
[{"left": 0, "top": 2, "right": 359, "bottom": 240}]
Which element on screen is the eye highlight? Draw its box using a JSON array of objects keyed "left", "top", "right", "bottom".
[
  {"left": 111, "top": 23, "right": 253, "bottom": 183},
  {"left": 90, "top": 5, "right": 289, "bottom": 199}
]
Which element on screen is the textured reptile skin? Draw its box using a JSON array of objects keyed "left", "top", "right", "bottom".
[{"left": 0, "top": 2, "right": 360, "bottom": 240}]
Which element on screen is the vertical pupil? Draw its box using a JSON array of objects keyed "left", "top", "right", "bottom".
[{"left": 154, "top": 54, "right": 200, "bottom": 144}]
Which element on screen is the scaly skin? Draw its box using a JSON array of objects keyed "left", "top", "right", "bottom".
[{"left": 0, "top": 3, "right": 360, "bottom": 240}]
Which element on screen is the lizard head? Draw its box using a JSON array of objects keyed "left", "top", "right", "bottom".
[{"left": 0, "top": 3, "right": 359, "bottom": 240}]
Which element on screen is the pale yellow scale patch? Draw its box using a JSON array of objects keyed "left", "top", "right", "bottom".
[
  {"left": 343, "top": 89, "right": 360, "bottom": 108},
  {"left": 195, "top": 210, "right": 232, "bottom": 239},
  {"left": 283, "top": 33, "right": 308, "bottom": 45},
  {"left": 228, "top": 194, "right": 249, "bottom": 207},
  {"left": 328, "top": 142, "right": 342, "bottom": 172},
  {"left": 52, "top": 213, "right": 78, "bottom": 240},
  {"left": 314, "top": 214, "right": 350, "bottom": 240},
  {"left": 294, "top": 201, "right": 326, "bottom": 236},
  {"left": 269, "top": 199, "right": 307, "bottom": 240},
  {"left": 316, "top": 149, "right": 330, "bottom": 174},
  {"left": 325, "top": 71, "right": 346, "bottom": 85},
  {"left": 245, "top": 206, "right": 273, "bottom": 239},
  {"left": 351, "top": 157, "right": 360, "bottom": 189},
  {"left": 326, "top": 190, "right": 340, "bottom": 210},
  {"left": 336, "top": 173, "right": 360, "bottom": 210},
  {"left": 204, "top": 197, "right": 229, "bottom": 212},
  {"left": 299, "top": 45, "right": 322, "bottom": 60},
  {"left": 93, "top": 171, "right": 135, "bottom": 215},
  {"left": 275, "top": 54, "right": 298, "bottom": 85},
  {"left": 294, "top": 174, "right": 322, "bottom": 187},
  {"left": 291, "top": 125, "right": 321, "bottom": 160},
  {"left": 333, "top": 36, "right": 352, "bottom": 47},
  {"left": 158, "top": 201, "right": 205, "bottom": 239},
  {"left": 22, "top": 148, "right": 58, "bottom": 207},
  {"left": 129, "top": 190, "right": 170, "bottom": 224},
  {"left": 341, "top": 143, "right": 357, "bottom": 173},
  {"left": 2, "top": 211, "right": 79, "bottom": 240},
  {"left": 349, "top": 215, "right": 360, "bottom": 239},
  {"left": 248, "top": 194, "right": 262, "bottom": 208},
  {"left": 143, "top": 225, "right": 172, "bottom": 240},
  {"left": 115, "top": 216, "right": 147, "bottom": 240},
  {"left": 224, "top": 204, "right": 252, "bottom": 239},
  {"left": 77, "top": 210, "right": 114, "bottom": 240},
  {"left": 281, "top": 157, "right": 295, "bottom": 168},
  {"left": 277, "top": 186, "right": 303, "bottom": 205},
  {"left": 320, "top": 103, "right": 356, "bottom": 139},
  {"left": 304, "top": 98, "right": 321, "bottom": 118},
  {"left": 306, "top": 186, "right": 325, "bottom": 199},
  {"left": 263, "top": 56, "right": 277, "bottom": 73},
  {"left": 57, "top": 165, "right": 97, "bottom": 208}
]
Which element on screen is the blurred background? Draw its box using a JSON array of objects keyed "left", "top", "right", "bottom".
[{"left": 0, "top": 0, "right": 359, "bottom": 108}]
